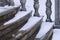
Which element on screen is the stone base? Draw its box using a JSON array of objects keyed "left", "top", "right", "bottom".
[
  {"left": 20, "top": 8, "right": 26, "bottom": 11},
  {"left": 54, "top": 25, "right": 60, "bottom": 29},
  {"left": 34, "top": 13, "right": 40, "bottom": 17},
  {"left": 46, "top": 19, "right": 52, "bottom": 22}
]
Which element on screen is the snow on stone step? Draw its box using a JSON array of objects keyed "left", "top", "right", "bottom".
[
  {"left": 13, "top": 0, "right": 55, "bottom": 21},
  {"left": 0, "top": 5, "right": 20, "bottom": 9},
  {"left": 0, "top": 5, "right": 20, "bottom": 11},
  {"left": 19, "top": 16, "right": 42, "bottom": 31},
  {"left": 35, "top": 22, "right": 54, "bottom": 39},
  {"left": 4, "top": 9, "right": 32, "bottom": 25},
  {"left": 52, "top": 29, "right": 60, "bottom": 40}
]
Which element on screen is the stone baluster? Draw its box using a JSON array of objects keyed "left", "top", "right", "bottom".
[
  {"left": 7, "top": 0, "right": 14, "bottom": 6},
  {"left": 33, "top": 0, "right": 40, "bottom": 17},
  {"left": 0, "top": 0, "right": 8, "bottom": 6},
  {"left": 46, "top": 0, "right": 52, "bottom": 22},
  {"left": 20, "top": 0, "right": 26, "bottom": 11}
]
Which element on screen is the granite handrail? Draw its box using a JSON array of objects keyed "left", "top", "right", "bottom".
[
  {"left": 35, "top": 22, "right": 54, "bottom": 40},
  {"left": 0, "top": 11, "right": 32, "bottom": 38},
  {"left": 0, "top": 5, "right": 20, "bottom": 26},
  {"left": 12, "top": 16, "right": 43, "bottom": 40}
]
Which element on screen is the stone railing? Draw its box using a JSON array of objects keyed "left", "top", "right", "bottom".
[
  {"left": 11, "top": 17, "right": 43, "bottom": 40},
  {"left": 10, "top": 0, "right": 53, "bottom": 40},
  {"left": 0, "top": 0, "right": 55, "bottom": 40},
  {"left": 0, "top": 6, "right": 20, "bottom": 26},
  {"left": 0, "top": 11, "right": 32, "bottom": 40}
]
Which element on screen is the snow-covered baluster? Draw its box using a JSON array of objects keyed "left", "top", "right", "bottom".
[
  {"left": 20, "top": 0, "right": 26, "bottom": 11},
  {"left": 46, "top": 0, "right": 52, "bottom": 22},
  {"left": 33, "top": 0, "right": 40, "bottom": 17}
]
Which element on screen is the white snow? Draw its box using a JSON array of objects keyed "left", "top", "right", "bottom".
[
  {"left": 0, "top": 7, "right": 14, "bottom": 16},
  {"left": 0, "top": 7, "right": 14, "bottom": 14},
  {"left": 4, "top": 9, "right": 31, "bottom": 25},
  {"left": 52, "top": 29, "right": 60, "bottom": 40},
  {"left": 0, "top": 6, "right": 20, "bottom": 16},
  {"left": 19, "top": 17, "right": 42, "bottom": 31},
  {"left": 35, "top": 22, "right": 54, "bottom": 38},
  {"left": 0, "top": 5, "right": 18, "bottom": 12},
  {"left": 0, "top": 8, "right": 8, "bottom": 13}
]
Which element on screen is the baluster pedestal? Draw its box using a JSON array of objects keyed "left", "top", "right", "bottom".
[{"left": 20, "top": 0, "right": 26, "bottom": 11}]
